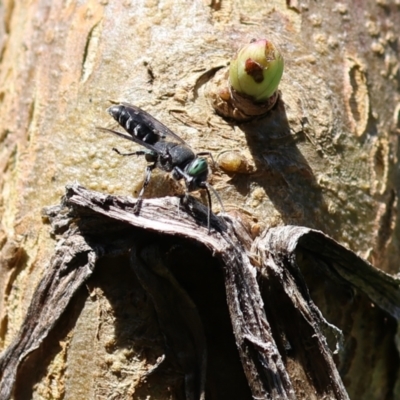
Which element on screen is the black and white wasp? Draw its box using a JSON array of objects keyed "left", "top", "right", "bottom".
[{"left": 98, "top": 103, "right": 223, "bottom": 231}]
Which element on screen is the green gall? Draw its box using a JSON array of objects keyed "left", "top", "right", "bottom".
[{"left": 229, "top": 39, "right": 284, "bottom": 102}]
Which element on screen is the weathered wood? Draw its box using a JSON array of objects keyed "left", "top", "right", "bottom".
[
  {"left": 3, "top": 184, "right": 400, "bottom": 399},
  {"left": 0, "top": 233, "right": 97, "bottom": 399}
]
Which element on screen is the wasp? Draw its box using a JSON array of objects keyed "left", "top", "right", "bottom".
[{"left": 98, "top": 103, "right": 223, "bottom": 231}]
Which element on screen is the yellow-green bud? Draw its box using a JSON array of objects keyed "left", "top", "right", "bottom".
[{"left": 229, "top": 39, "right": 284, "bottom": 102}]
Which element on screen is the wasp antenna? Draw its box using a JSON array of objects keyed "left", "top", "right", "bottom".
[
  {"left": 205, "top": 182, "right": 225, "bottom": 214},
  {"left": 196, "top": 151, "right": 217, "bottom": 169}
]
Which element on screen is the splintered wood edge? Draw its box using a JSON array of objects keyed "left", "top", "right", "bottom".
[
  {"left": 63, "top": 184, "right": 400, "bottom": 320},
  {"left": 64, "top": 183, "right": 231, "bottom": 252}
]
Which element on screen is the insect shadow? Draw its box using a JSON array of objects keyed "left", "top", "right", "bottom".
[{"left": 98, "top": 103, "right": 224, "bottom": 232}]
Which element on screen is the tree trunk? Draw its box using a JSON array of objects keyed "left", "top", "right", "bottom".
[{"left": 0, "top": 1, "right": 399, "bottom": 399}]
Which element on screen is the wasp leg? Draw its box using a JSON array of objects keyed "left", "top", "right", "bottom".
[
  {"left": 204, "top": 182, "right": 225, "bottom": 214},
  {"left": 111, "top": 147, "right": 155, "bottom": 213},
  {"left": 177, "top": 192, "right": 190, "bottom": 224},
  {"left": 203, "top": 185, "right": 212, "bottom": 233},
  {"left": 113, "top": 148, "right": 148, "bottom": 157},
  {"left": 174, "top": 166, "right": 212, "bottom": 232},
  {"left": 133, "top": 163, "right": 156, "bottom": 214}
]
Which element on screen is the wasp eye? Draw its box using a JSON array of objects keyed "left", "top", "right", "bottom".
[{"left": 187, "top": 158, "right": 208, "bottom": 177}]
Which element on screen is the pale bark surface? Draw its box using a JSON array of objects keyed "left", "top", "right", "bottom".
[{"left": 0, "top": 0, "right": 400, "bottom": 399}]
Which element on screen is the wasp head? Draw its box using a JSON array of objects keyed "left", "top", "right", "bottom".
[{"left": 184, "top": 157, "right": 209, "bottom": 191}]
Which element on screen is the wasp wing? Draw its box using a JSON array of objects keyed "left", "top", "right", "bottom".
[
  {"left": 120, "top": 103, "right": 186, "bottom": 145},
  {"left": 97, "top": 127, "right": 161, "bottom": 154}
]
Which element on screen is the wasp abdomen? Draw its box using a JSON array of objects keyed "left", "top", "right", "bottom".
[{"left": 107, "top": 105, "right": 159, "bottom": 143}]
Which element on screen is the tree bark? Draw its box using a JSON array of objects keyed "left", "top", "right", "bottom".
[{"left": 0, "top": 1, "right": 399, "bottom": 399}]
